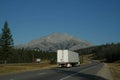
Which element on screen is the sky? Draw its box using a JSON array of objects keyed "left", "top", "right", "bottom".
[{"left": 0, "top": 0, "right": 120, "bottom": 45}]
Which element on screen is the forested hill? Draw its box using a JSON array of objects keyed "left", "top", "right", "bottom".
[{"left": 76, "top": 43, "right": 120, "bottom": 62}]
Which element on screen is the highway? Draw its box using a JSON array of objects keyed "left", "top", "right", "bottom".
[{"left": 0, "top": 62, "right": 107, "bottom": 80}]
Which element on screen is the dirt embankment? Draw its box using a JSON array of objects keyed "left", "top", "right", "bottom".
[
  {"left": 107, "top": 63, "right": 120, "bottom": 80},
  {"left": 82, "top": 54, "right": 119, "bottom": 80},
  {"left": 96, "top": 62, "right": 120, "bottom": 80},
  {"left": 97, "top": 64, "right": 113, "bottom": 80}
]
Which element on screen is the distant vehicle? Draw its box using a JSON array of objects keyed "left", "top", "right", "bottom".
[{"left": 57, "top": 50, "right": 80, "bottom": 68}]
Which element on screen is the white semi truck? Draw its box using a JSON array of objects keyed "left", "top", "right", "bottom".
[{"left": 57, "top": 50, "right": 80, "bottom": 67}]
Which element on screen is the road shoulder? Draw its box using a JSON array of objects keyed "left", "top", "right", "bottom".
[{"left": 97, "top": 63, "right": 113, "bottom": 80}]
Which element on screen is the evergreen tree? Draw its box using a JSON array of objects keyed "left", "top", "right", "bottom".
[{"left": 0, "top": 21, "right": 14, "bottom": 63}]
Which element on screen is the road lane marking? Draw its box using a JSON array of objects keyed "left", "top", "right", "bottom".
[
  {"left": 37, "top": 72, "right": 47, "bottom": 75},
  {"left": 60, "top": 65, "right": 97, "bottom": 80}
]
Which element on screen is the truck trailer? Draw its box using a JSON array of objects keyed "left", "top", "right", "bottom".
[{"left": 57, "top": 50, "right": 80, "bottom": 67}]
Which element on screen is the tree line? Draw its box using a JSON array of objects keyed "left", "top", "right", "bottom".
[
  {"left": 92, "top": 43, "right": 120, "bottom": 62},
  {"left": 0, "top": 21, "right": 56, "bottom": 64},
  {"left": 76, "top": 43, "right": 120, "bottom": 62}
]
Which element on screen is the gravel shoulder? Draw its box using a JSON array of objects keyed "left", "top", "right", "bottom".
[{"left": 97, "top": 63, "right": 113, "bottom": 80}]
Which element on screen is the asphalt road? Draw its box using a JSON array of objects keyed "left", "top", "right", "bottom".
[{"left": 0, "top": 62, "right": 107, "bottom": 80}]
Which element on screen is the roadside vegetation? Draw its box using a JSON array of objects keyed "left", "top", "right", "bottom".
[
  {"left": 76, "top": 43, "right": 120, "bottom": 63},
  {"left": 0, "top": 21, "right": 57, "bottom": 75},
  {"left": 0, "top": 61, "right": 56, "bottom": 75},
  {"left": 0, "top": 21, "right": 56, "bottom": 64}
]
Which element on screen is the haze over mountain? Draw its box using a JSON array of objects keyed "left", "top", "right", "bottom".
[{"left": 16, "top": 33, "right": 93, "bottom": 51}]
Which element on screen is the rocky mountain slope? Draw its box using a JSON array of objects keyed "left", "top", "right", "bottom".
[{"left": 16, "top": 33, "right": 93, "bottom": 51}]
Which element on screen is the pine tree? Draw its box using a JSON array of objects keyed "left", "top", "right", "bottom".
[{"left": 0, "top": 21, "right": 14, "bottom": 63}]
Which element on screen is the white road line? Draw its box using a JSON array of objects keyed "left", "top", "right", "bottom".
[
  {"left": 10, "top": 79, "right": 15, "bottom": 80},
  {"left": 60, "top": 65, "right": 97, "bottom": 80},
  {"left": 37, "top": 72, "right": 47, "bottom": 75}
]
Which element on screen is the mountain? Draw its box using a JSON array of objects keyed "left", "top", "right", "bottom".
[{"left": 16, "top": 33, "right": 93, "bottom": 51}]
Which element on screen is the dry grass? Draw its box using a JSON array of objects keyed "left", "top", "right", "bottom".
[
  {"left": 82, "top": 54, "right": 92, "bottom": 64},
  {"left": 0, "top": 61, "right": 57, "bottom": 75},
  {"left": 107, "top": 62, "right": 120, "bottom": 80}
]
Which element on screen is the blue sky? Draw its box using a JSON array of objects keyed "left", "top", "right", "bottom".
[{"left": 0, "top": 0, "right": 120, "bottom": 45}]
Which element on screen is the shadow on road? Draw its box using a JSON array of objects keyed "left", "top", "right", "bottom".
[{"left": 52, "top": 68, "right": 107, "bottom": 80}]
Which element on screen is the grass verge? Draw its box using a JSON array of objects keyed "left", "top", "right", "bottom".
[{"left": 0, "top": 62, "right": 57, "bottom": 75}]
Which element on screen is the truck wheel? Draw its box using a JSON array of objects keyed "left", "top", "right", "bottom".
[
  {"left": 67, "top": 63, "right": 72, "bottom": 68},
  {"left": 58, "top": 64, "right": 62, "bottom": 68}
]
